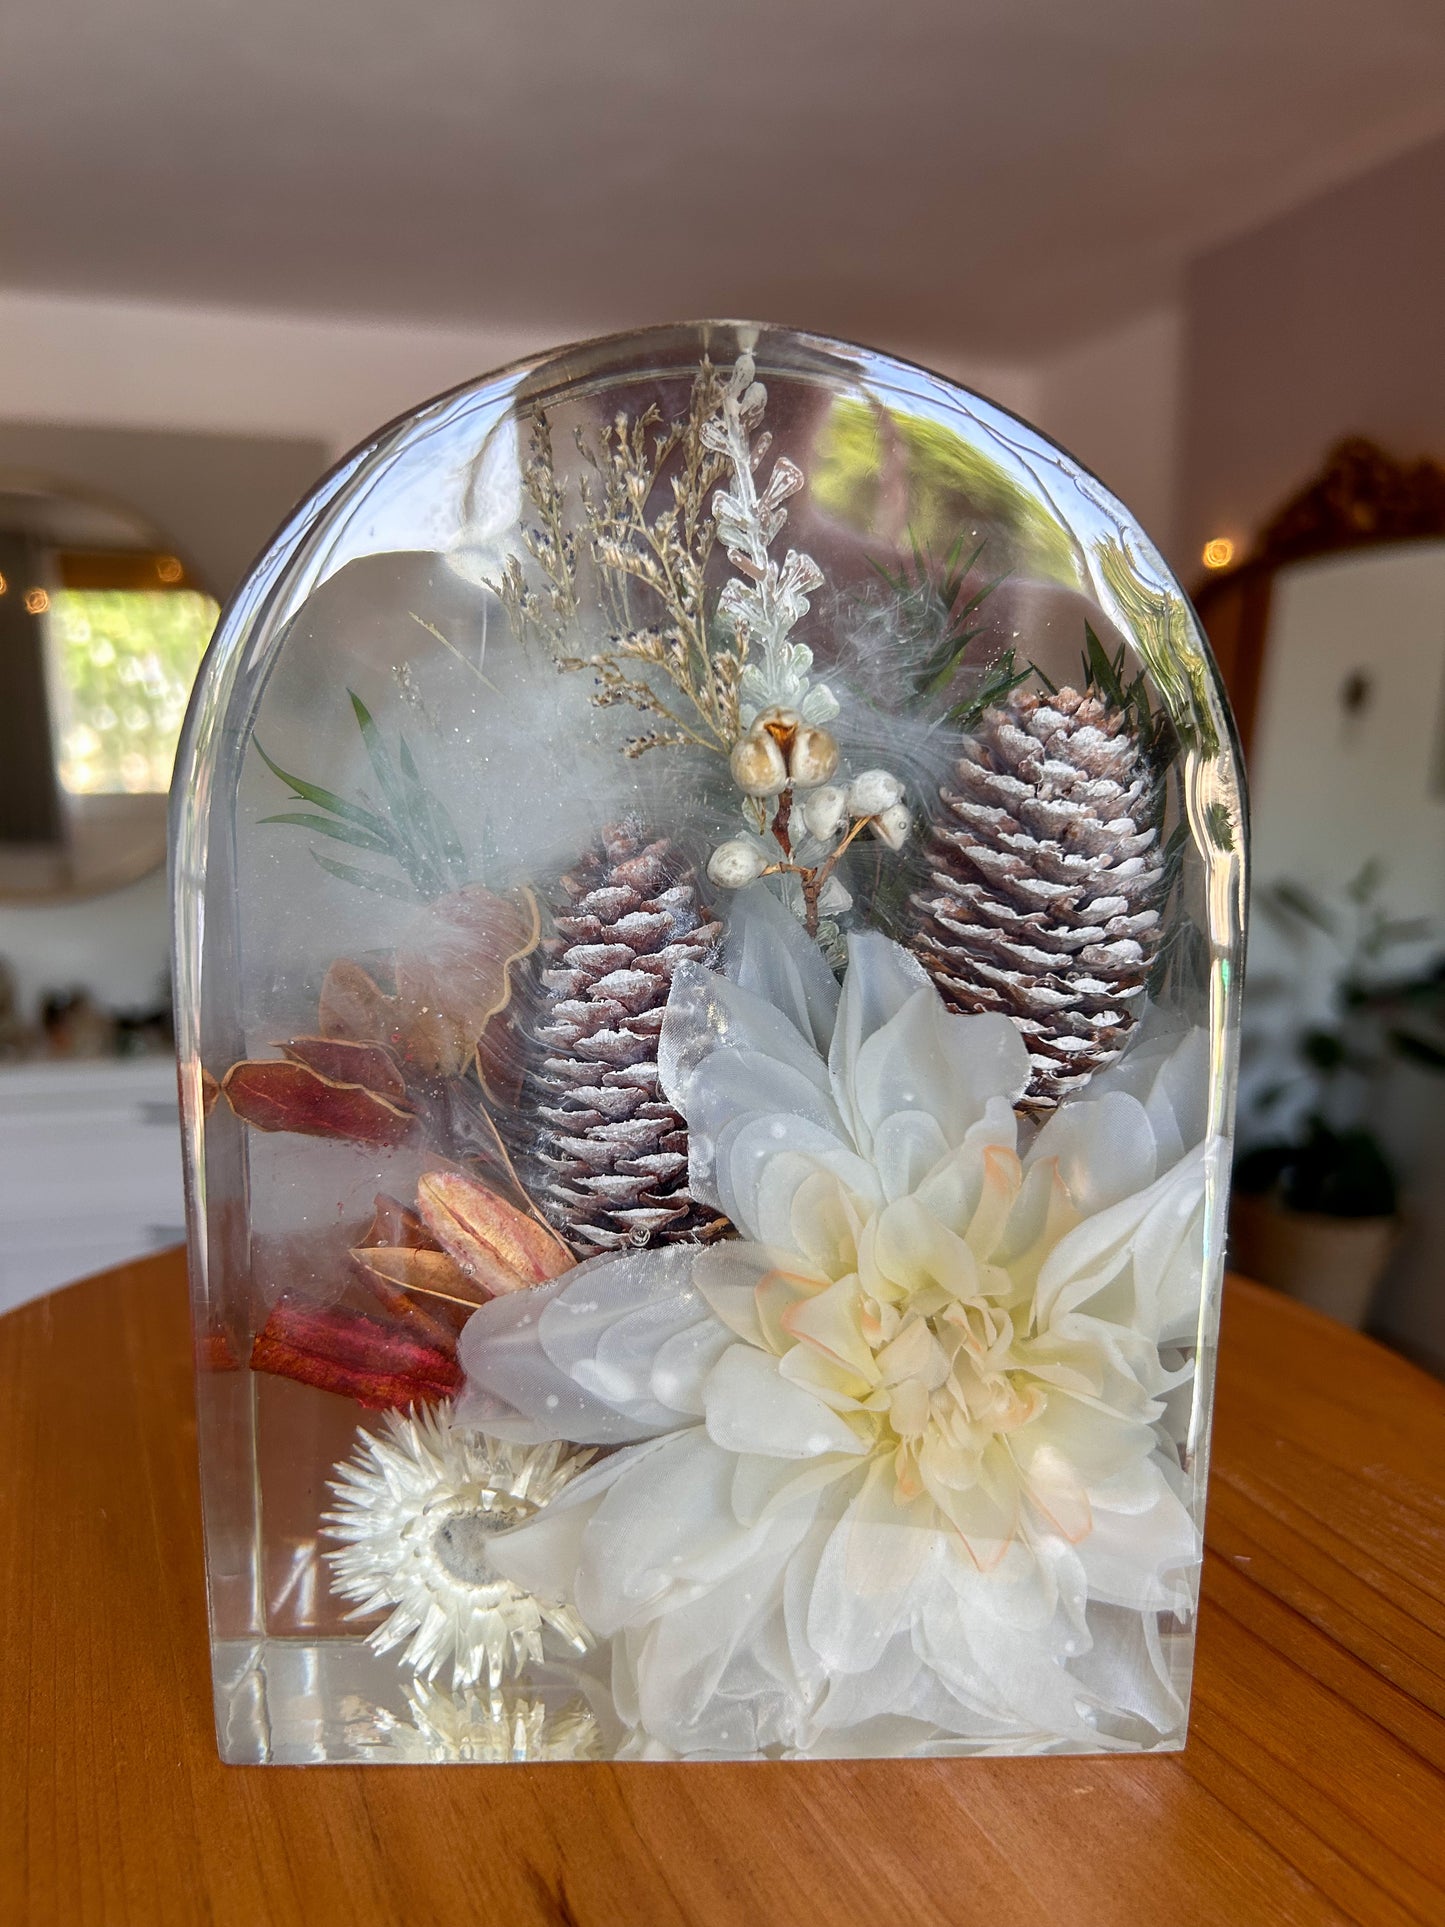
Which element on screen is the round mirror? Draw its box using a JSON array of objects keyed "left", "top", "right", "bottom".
[{"left": 0, "top": 474, "right": 218, "bottom": 901}]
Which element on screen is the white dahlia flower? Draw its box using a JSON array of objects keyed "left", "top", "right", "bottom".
[{"left": 459, "top": 892, "right": 1215, "bottom": 1756}]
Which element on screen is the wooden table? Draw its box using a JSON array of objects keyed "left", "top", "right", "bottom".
[{"left": 3, "top": 1253, "right": 1443, "bottom": 1927}]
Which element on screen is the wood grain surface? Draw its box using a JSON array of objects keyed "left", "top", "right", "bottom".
[{"left": 3, "top": 1251, "right": 1443, "bottom": 1927}]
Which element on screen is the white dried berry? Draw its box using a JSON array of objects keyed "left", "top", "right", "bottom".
[
  {"left": 707, "top": 837, "right": 771, "bottom": 888},
  {"left": 847, "top": 769, "right": 904, "bottom": 816},
  {"left": 800, "top": 784, "right": 848, "bottom": 841},
  {"left": 870, "top": 801, "right": 912, "bottom": 850}
]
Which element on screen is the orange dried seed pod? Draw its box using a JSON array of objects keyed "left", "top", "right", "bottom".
[{"left": 416, "top": 1171, "right": 574, "bottom": 1295}]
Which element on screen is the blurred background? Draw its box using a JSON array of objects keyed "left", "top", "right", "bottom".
[{"left": 0, "top": 0, "right": 1441, "bottom": 1365}]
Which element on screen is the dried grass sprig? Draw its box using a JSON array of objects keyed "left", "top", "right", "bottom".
[{"left": 492, "top": 360, "right": 752, "bottom": 758}]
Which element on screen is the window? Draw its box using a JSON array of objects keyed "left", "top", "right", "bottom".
[{"left": 48, "top": 583, "right": 219, "bottom": 795}]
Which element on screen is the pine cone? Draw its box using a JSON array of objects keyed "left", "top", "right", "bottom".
[
  {"left": 529, "top": 821, "right": 724, "bottom": 1250},
  {"left": 908, "top": 686, "right": 1166, "bottom": 1115}
]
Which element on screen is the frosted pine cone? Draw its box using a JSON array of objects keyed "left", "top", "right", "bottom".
[
  {"left": 530, "top": 821, "right": 724, "bottom": 1250},
  {"left": 908, "top": 686, "right": 1166, "bottom": 1116}
]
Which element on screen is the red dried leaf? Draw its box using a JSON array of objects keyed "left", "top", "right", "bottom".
[
  {"left": 394, "top": 884, "right": 541, "bottom": 1078},
  {"left": 281, "top": 1036, "right": 407, "bottom": 1102},
  {"left": 222, "top": 1059, "right": 416, "bottom": 1147},
  {"left": 200, "top": 1069, "right": 222, "bottom": 1118},
  {"left": 318, "top": 959, "right": 398, "bottom": 1046},
  {"left": 475, "top": 1008, "right": 527, "bottom": 1110},
  {"left": 367, "top": 1279, "right": 467, "bottom": 1346},
  {"left": 200, "top": 1326, "right": 241, "bottom": 1372},
  {"left": 352, "top": 1249, "right": 474, "bottom": 1345},
  {"left": 357, "top": 1192, "right": 435, "bottom": 1251},
  {"left": 250, "top": 1296, "right": 461, "bottom": 1410},
  {"left": 353, "top": 1194, "right": 476, "bottom": 1342}
]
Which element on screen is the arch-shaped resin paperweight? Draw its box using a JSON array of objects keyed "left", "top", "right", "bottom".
[{"left": 173, "top": 323, "right": 1245, "bottom": 1764}]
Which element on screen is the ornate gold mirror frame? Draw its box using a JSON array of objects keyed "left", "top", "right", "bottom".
[{"left": 1192, "top": 438, "right": 1445, "bottom": 758}]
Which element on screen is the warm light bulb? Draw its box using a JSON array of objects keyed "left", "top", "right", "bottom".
[
  {"left": 156, "top": 555, "right": 184, "bottom": 584},
  {"left": 1202, "top": 537, "right": 1235, "bottom": 571},
  {"left": 0, "top": 572, "right": 7, "bottom": 595},
  {"left": 24, "top": 587, "right": 49, "bottom": 614}
]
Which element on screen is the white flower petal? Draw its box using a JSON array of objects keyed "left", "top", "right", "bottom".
[
  {"left": 691, "top": 1239, "right": 775, "bottom": 1346},
  {"left": 846, "top": 985, "right": 1030, "bottom": 1157},
  {"left": 1074, "top": 1475, "right": 1199, "bottom": 1613},
  {"left": 731, "top": 1448, "right": 867, "bottom": 1527},
  {"left": 659, "top": 962, "right": 838, "bottom": 1210},
  {"left": 1090, "top": 1022, "right": 1210, "bottom": 1163},
  {"left": 572, "top": 1430, "right": 811, "bottom": 1637},
  {"left": 649, "top": 1317, "right": 736, "bottom": 1416},
  {"left": 487, "top": 1444, "right": 640, "bottom": 1603},
  {"left": 704, "top": 1345, "right": 869, "bottom": 1459},
  {"left": 715, "top": 1114, "right": 876, "bottom": 1245},
  {"left": 828, "top": 933, "right": 932, "bottom": 1135},
  {"left": 1034, "top": 1145, "right": 1207, "bottom": 1337},
  {"left": 458, "top": 1246, "right": 707, "bottom": 1444},
  {"left": 806, "top": 1460, "right": 938, "bottom": 1673},
  {"left": 868, "top": 1110, "right": 952, "bottom": 1203},
  {"left": 1027, "top": 1090, "right": 1158, "bottom": 1216},
  {"left": 720, "top": 885, "right": 840, "bottom": 1055},
  {"left": 1068, "top": 1601, "right": 1185, "bottom": 1740}
]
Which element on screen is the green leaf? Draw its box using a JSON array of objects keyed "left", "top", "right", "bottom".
[
  {"left": 259, "top": 812, "right": 399, "bottom": 857},
  {"left": 398, "top": 732, "right": 468, "bottom": 884},
  {"left": 1389, "top": 1029, "right": 1445, "bottom": 1072},
  {"left": 946, "top": 653, "right": 1033, "bottom": 730},
  {"left": 309, "top": 852, "right": 418, "bottom": 902},
  {"left": 1346, "top": 856, "right": 1386, "bottom": 903},
  {"left": 257, "top": 689, "right": 473, "bottom": 902},
  {"left": 1205, "top": 800, "right": 1235, "bottom": 852},
  {"left": 348, "top": 690, "right": 444, "bottom": 895},
  {"left": 1268, "top": 880, "right": 1339, "bottom": 941},
  {"left": 1376, "top": 916, "right": 1434, "bottom": 948},
  {"left": 253, "top": 742, "right": 389, "bottom": 837}
]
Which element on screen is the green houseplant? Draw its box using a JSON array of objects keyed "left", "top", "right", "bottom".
[{"left": 1232, "top": 864, "right": 1445, "bottom": 1326}]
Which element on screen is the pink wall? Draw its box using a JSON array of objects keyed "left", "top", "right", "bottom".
[{"left": 1180, "top": 133, "right": 1445, "bottom": 569}]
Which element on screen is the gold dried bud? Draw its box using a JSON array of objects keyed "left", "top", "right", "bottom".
[
  {"left": 730, "top": 730, "right": 789, "bottom": 797},
  {"left": 787, "top": 725, "right": 839, "bottom": 790}
]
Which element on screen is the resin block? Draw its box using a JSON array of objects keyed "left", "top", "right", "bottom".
[{"left": 173, "top": 323, "right": 1246, "bottom": 1763}]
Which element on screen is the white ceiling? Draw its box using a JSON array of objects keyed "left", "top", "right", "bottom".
[{"left": 3, "top": 0, "right": 1444, "bottom": 357}]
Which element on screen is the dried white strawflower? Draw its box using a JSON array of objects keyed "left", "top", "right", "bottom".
[
  {"left": 708, "top": 837, "right": 772, "bottom": 888},
  {"left": 325, "top": 1404, "right": 594, "bottom": 1689},
  {"left": 846, "top": 768, "right": 905, "bottom": 816}
]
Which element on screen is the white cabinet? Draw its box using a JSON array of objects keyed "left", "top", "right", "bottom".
[{"left": 0, "top": 1056, "right": 185, "bottom": 1314}]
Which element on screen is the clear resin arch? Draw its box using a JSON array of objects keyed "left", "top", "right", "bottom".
[{"left": 173, "top": 322, "right": 1245, "bottom": 1764}]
